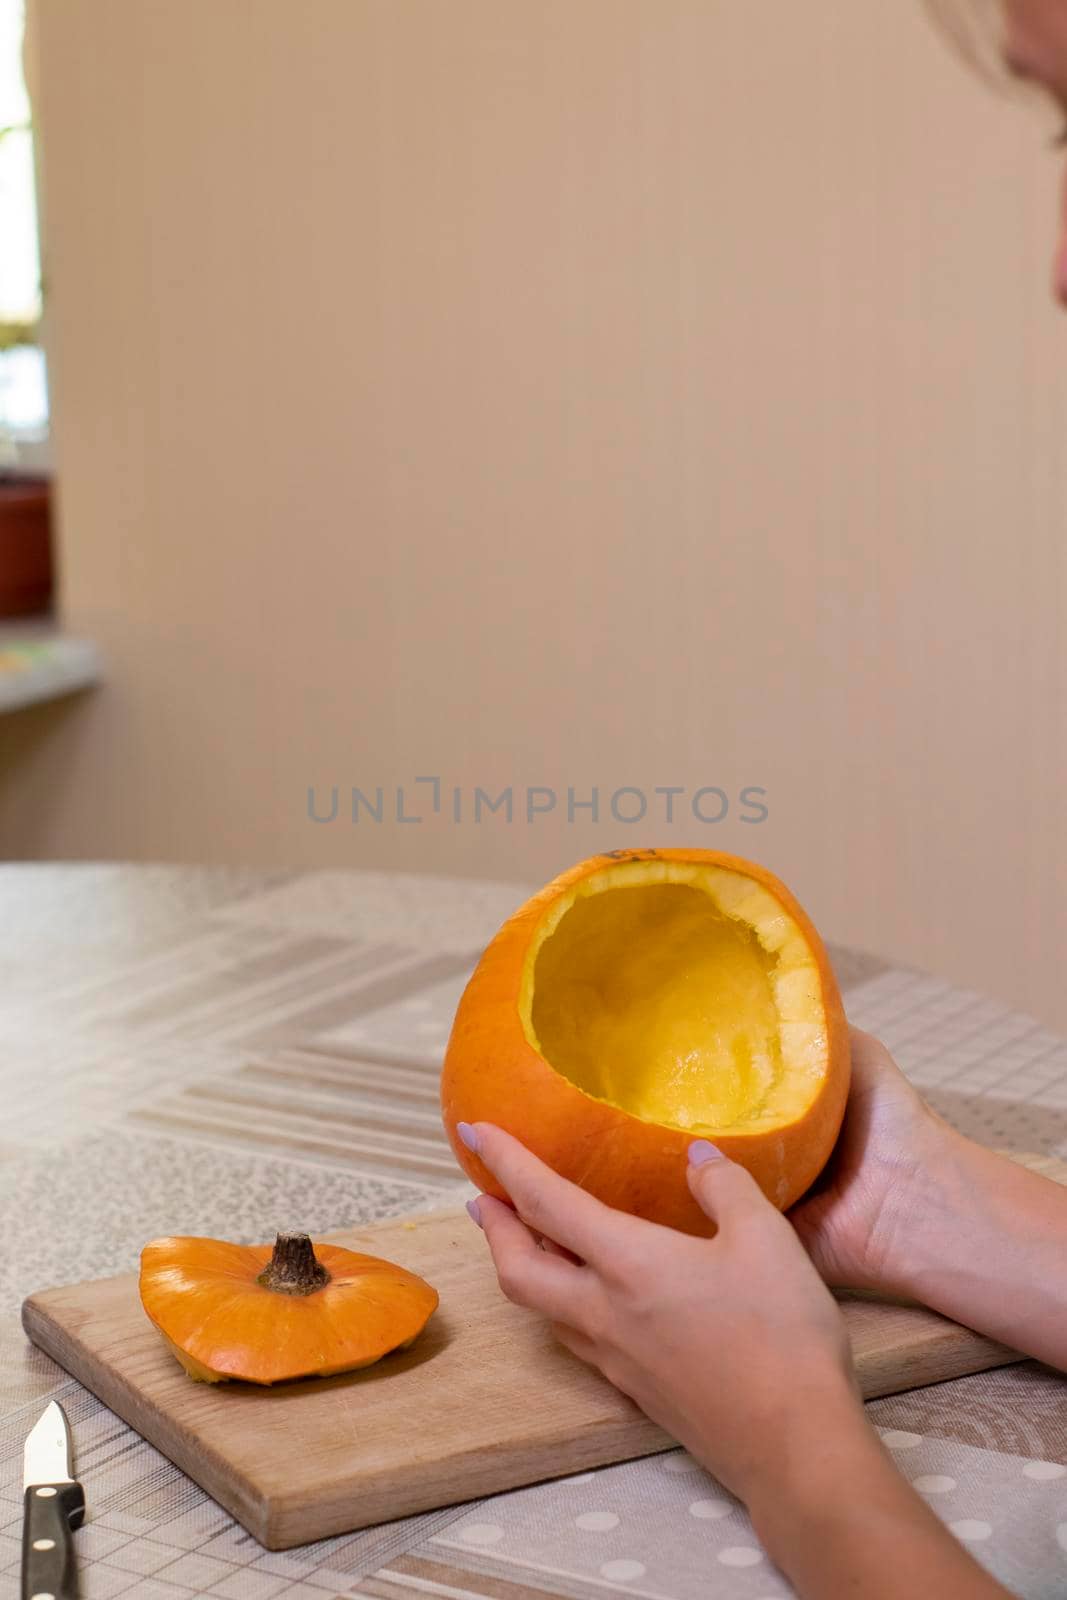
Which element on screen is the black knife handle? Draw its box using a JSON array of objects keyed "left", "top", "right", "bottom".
[{"left": 21, "top": 1482, "right": 84, "bottom": 1600}]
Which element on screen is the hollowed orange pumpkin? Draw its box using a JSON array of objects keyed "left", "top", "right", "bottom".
[
  {"left": 140, "top": 1232, "right": 439, "bottom": 1384},
  {"left": 441, "top": 848, "right": 849, "bottom": 1234}
]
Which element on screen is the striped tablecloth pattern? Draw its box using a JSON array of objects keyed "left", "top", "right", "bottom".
[{"left": 1, "top": 865, "right": 1065, "bottom": 1599}]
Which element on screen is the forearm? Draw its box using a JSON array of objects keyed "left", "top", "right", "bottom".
[
  {"left": 882, "top": 1133, "right": 1067, "bottom": 1369},
  {"left": 745, "top": 1394, "right": 1012, "bottom": 1600}
]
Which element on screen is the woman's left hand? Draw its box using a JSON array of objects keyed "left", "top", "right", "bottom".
[{"left": 458, "top": 1121, "right": 863, "bottom": 1508}]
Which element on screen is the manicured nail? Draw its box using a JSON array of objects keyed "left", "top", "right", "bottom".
[
  {"left": 466, "top": 1198, "right": 483, "bottom": 1228},
  {"left": 688, "top": 1139, "right": 725, "bottom": 1167},
  {"left": 457, "top": 1121, "right": 480, "bottom": 1153}
]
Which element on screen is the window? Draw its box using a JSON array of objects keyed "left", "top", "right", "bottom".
[{"left": 0, "top": 0, "right": 48, "bottom": 470}]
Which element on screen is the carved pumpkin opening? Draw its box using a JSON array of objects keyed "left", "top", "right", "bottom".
[
  {"left": 528, "top": 882, "right": 782, "bottom": 1131},
  {"left": 519, "top": 861, "right": 827, "bottom": 1136}
]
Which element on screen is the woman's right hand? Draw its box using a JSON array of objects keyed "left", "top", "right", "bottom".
[
  {"left": 789, "top": 1026, "right": 956, "bottom": 1294},
  {"left": 792, "top": 1024, "right": 1067, "bottom": 1374}
]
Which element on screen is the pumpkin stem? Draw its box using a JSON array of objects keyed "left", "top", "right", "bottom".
[{"left": 257, "top": 1232, "right": 331, "bottom": 1295}]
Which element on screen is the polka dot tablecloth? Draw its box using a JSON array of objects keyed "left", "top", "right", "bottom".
[
  {"left": 1, "top": 865, "right": 1066, "bottom": 1600},
  {"left": 436, "top": 1436, "right": 1067, "bottom": 1600}
]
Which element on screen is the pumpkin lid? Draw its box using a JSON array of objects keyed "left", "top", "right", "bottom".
[{"left": 140, "top": 1232, "right": 439, "bottom": 1385}]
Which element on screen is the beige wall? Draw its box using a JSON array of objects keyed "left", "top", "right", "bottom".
[{"left": 4, "top": 0, "right": 1065, "bottom": 1029}]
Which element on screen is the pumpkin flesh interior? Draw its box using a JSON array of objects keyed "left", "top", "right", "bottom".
[{"left": 520, "top": 861, "right": 828, "bottom": 1136}]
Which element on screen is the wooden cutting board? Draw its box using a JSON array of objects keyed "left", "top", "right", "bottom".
[{"left": 23, "top": 1151, "right": 1065, "bottom": 1551}]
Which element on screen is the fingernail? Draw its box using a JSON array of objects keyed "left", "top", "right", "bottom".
[
  {"left": 457, "top": 1121, "right": 480, "bottom": 1153},
  {"left": 688, "top": 1139, "right": 725, "bottom": 1167},
  {"left": 466, "top": 1198, "right": 483, "bottom": 1228}
]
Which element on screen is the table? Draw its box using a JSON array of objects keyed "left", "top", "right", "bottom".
[{"left": 1, "top": 864, "right": 1065, "bottom": 1599}]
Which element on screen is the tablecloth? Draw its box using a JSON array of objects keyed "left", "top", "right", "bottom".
[{"left": 1, "top": 864, "right": 1065, "bottom": 1599}]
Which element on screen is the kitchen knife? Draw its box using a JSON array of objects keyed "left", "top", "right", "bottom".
[{"left": 22, "top": 1400, "right": 84, "bottom": 1600}]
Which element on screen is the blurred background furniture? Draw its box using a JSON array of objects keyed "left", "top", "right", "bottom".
[
  {"left": 0, "top": 475, "right": 52, "bottom": 616},
  {"left": 0, "top": 617, "right": 99, "bottom": 712}
]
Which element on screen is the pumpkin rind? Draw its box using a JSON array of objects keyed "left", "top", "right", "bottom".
[
  {"left": 139, "top": 1235, "right": 439, "bottom": 1385},
  {"left": 440, "top": 848, "right": 849, "bottom": 1235}
]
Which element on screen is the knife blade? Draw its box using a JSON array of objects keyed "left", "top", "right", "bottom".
[{"left": 22, "top": 1401, "right": 84, "bottom": 1600}]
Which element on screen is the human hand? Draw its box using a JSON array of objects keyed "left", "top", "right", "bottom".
[
  {"left": 458, "top": 1119, "right": 864, "bottom": 1505},
  {"left": 788, "top": 1027, "right": 954, "bottom": 1294},
  {"left": 790, "top": 1027, "right": 1067, "bottom": 1373}
]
